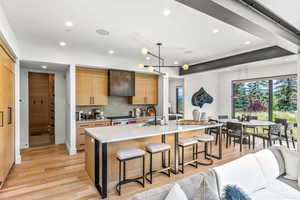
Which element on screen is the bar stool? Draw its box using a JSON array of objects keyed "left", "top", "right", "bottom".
[
  {"left": 194, "top": 134, "right": 214, "bottom": 166},
  {"left": 146, "top": 143, "right": 171, "bottom": 184},
  {"left": 116, "top": 147, "right": 145, "bottom": 195},
  {"left": 178, "top": 138, "right": 198, "bottom": 174}
]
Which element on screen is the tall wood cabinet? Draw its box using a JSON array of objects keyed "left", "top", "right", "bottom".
[
  {"left": 129, "top": 73, "right": 158, "bottom": 105},
  {"left": 0, "top": 41, "right": 15, "bottom": 188},
  {"left": 76, "top": 67, "right": 108, "bottom": 106}
]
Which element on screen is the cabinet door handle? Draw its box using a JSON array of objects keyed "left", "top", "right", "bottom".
[
  {"left": 0, "top": 111, "right": 3, "bottom": 127},
  {"left": 93, "top": 97, "right": 95, "bottom": 104},
  {"left": 90, "top": 96, "right": 92, "bottom": 105},
  {"left": 8, "top": 107, "right": 12, "bottom": 125}
]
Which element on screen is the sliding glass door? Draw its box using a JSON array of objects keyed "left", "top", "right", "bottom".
[
  {"left": 232, "top": 75, "right": 297, "bottom": 122},
  {"left": 233, "top": 80, "right": 269, "bottom": 120},
  {"left": 272, "top": 77, "right": 297, "bottom": 122}
]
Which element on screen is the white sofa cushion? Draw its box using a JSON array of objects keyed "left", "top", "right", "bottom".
[
  {"left": 266, "top": 179, "right": 300, "bottom": 199},
  {"left": 165, "top": 183, "right": 188, "bottom": 200},
  {"left": 250, "top": 189, "right": 285, "bottom": 200},
  {"left": 214, "top": 154, "right": 267, "bottom": 195},
  {"left": 281, "top": 147, "right": 300, "bottom": 180},
  {"left": 254, "top": 149, "right": 280, "bottom": 182}
]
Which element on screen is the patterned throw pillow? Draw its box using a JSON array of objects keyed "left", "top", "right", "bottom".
[{"left": 222, "top": 185, "right": 251, "bottom": 200}]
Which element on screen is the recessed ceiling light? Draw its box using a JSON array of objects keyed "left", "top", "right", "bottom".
[
  {"left": 41, "top": 65, "right": 47, "bottom": 69},
  {"left": 108, "top": 50, "right": 115, "bottom": 54},
  {"left": 244, "top": 41, "right": 251, "bottom": 45},
  {"left": 65, "top": 21, "right": 73, "bottom": 27},
  {"left": 96, "top": 29, "right": 110, "bottom": 36},
  {"left": 146, "top": 56, "right": 151, "bottom": 60},
  {"left": 163, "top": 9, "right": 171, "bottom": 16},
  {"left": 59, "top": 41, "right": 67, "bottom": 47},
  {"left": 285, "top": 58, "right": 289, "bottom": 61},
  {"left": 212, "top": 29, "right": 219, "bottom": 34},
  {"left": 174, "top": 61, "right": 179, "bottom": 65}
]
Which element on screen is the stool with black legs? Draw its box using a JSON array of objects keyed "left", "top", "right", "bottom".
[
  {"left": 194, "top": 134, "right": 214, "bottom": 166},
  {"left": 116, "top": 147, "right": 145, "bottom": 196},
  {"left": 145, "top": 143, "right": 171, "bottom": 184},
  {"left": 178, "top": 138, "right": 198, "bottom": 174}
]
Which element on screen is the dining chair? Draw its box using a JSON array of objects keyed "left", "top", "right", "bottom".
[
  {"left": 274, "top": 118, "right": 290, "bottom": 148},
  {"left": 208, "top": 115, "right": 229, "bottom": 145},
  {"left": 252, "top": 124, "right": 282, "bottom": 149},
  {"left": 226, "top": 122, "right": 251, "bottom": 152},
  {"left": 286, "top": 122, "right": 297, "bottom": 149}
]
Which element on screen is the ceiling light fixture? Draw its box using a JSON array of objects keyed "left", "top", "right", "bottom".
[
  {"left": 41, "top": 65, "right": 47, "bottom": 69},
  {"left": 244, "top": 41, "right": 251, "bottom": 45},
  {"left": 212, "top": 29, "right": 219, "bottom": 34},
  {"left": 59, "top": 41, "right": 67, "bottom": 47},
  {"left": 108, "top": 50, "right": 115, "bottom": 54},
  {"left": 138, "top": 43, "right": 190, "bottom": 74},
  {"left": 163, "top": 9, "right": 171, "bottom": 16},
  {"left": 65, "top": 21, "right": 73, "bottom": 27}
]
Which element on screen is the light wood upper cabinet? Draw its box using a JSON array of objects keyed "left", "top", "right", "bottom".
[
  {"left": 76, "top": 67, "right": 108, "bottom": 106},
  {"left": 130, "top": 73, "right": 158, "bottom": 105}
]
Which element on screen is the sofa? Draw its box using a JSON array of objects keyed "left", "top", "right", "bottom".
[{"left": 132, "top": 147, "right": 300, "bottom": 200}]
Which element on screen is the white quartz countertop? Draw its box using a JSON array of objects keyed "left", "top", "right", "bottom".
[{"left": 85, "top": 120, "right": 222, "bottom": 143}]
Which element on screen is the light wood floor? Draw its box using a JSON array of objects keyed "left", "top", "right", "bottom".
[{"left": 0, "top": 139, "right": 267, "bottom": 200}]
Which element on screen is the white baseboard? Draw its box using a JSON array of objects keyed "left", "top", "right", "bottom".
[
  {"left": 15, "top": 153, "right": 22, "bottom": 164},
  {"left": 66, "top": 141, "right": 77, "bottom": 155}
]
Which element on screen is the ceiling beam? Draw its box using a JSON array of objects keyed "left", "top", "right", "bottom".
[
  {"left": 176, "top": 0, "right": 300, "bottom": 54},
  {"left": 179, "top": 46, "right": 293, "bottom": 75}
]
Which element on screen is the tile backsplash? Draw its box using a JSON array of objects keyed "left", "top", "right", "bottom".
[{"left": 76, "top": 96, "right": 149, "bottom": 117}]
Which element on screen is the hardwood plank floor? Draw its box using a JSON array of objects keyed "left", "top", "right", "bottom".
[{"left": 0, "top": 139, "right": 269, "bottom": 200}]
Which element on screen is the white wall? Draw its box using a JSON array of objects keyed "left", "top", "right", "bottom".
[
  {"left": 218, "top": 61, "right": 297, "bottom": 117},
  {"left": 19, "top": 68, "right": 67, "bottom": 148},
  {"left": 184, "top": 72, "right": 219, "bottom": 120},
  {"left": 169, "top": 78, "right": 184, "bottom": 113}
]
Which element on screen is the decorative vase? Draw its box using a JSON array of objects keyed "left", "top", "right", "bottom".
[
  {"left": 193, "top": 109, "right": 201, "bottom": 121},
  {"left": 200, "top": 112, "right": 207, "bottom": 122}
]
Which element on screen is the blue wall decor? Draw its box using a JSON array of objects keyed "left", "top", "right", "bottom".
[{"left": 191, "top": 87, "right": 213, "bottom": 108}]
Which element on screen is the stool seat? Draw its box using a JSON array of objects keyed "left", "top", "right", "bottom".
[
  {"left": 195, "top": 134, "right": 214, "bottom": 142},
  {"left": 117, "top": 147, "right": 145, "bottom": 160},
  {"left": 179, "top": 138, "right": 198, "bottom": 146},
  {"left": 146, "top": 143, "right": 171, "bottom": 153}
]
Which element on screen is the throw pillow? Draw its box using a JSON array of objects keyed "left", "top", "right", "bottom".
[
  {"left": 281, "top": 147, "right": 300, "bottom": 180},
  {"left": 221, "top": 185, "right": 251, "bottom": 200},
  {"left": 193, "top": 178, "right": 220, "bottom": 200},
  {"left": 165, "top": 183, "right": 188, "bottom": 200}
]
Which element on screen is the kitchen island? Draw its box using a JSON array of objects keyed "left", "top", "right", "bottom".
[{"left": 85, "top": 120, "right": 223, "bottom": 198}]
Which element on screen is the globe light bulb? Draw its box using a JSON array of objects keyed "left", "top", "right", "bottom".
[
  {"left": 138, "top": 64, "right": 144, "bottom": 68},
  {"left": 148, "top": 66, "right": 154, "bottom": 72},
  {"left": 141, "top": 48, "right": 148, "bottom": 55},
  {"left": 182, "top": 64, "right": 189, "bottom": 70}
]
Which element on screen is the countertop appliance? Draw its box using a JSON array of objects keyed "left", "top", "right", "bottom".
[{"left": 107, "top": 116, "right": 137, "bottom": 126}]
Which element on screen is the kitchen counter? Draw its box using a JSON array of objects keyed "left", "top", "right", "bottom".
[
  {"left": 76, "top": 119, "right": 111, "bottom": 124},
  {"left": 85, "top": 120, "right": 223, "bottom": 198},
  {"left": 86, "top": 120, "right": 220, "bottom": 143}
]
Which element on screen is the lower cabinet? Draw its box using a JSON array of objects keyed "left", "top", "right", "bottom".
[{"left": 76, "top": 120, "right": 111, "bottom": 151}]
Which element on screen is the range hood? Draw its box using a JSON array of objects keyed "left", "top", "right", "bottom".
[{"left": 108, "top": 70, "right": 135, "bottom": 97}]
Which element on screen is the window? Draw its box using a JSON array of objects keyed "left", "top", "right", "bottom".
[
  {"left": 176, "top": 87, "right": 184, "bottom": 114},
  {"left": 232, "top": 75, "right": 297, "bottom": 122}
]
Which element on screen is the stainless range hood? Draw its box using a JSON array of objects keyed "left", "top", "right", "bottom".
[{"left": 108, "top": 70, "right": 135, "bottom": 97}]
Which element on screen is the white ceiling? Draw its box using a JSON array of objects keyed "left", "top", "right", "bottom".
[
  {"left": 1, "top": 0, "right": 272, "bottom": 66},
  {"left": 256, "top": 0, "right": 300, "bottom": 30},
  {"left": 20, "top": 60, "right": 69, "bottom": 72}
]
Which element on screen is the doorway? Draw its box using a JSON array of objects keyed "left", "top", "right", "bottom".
[{"left": 28, "top": 72, "right": 55, "bottom": 147}]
